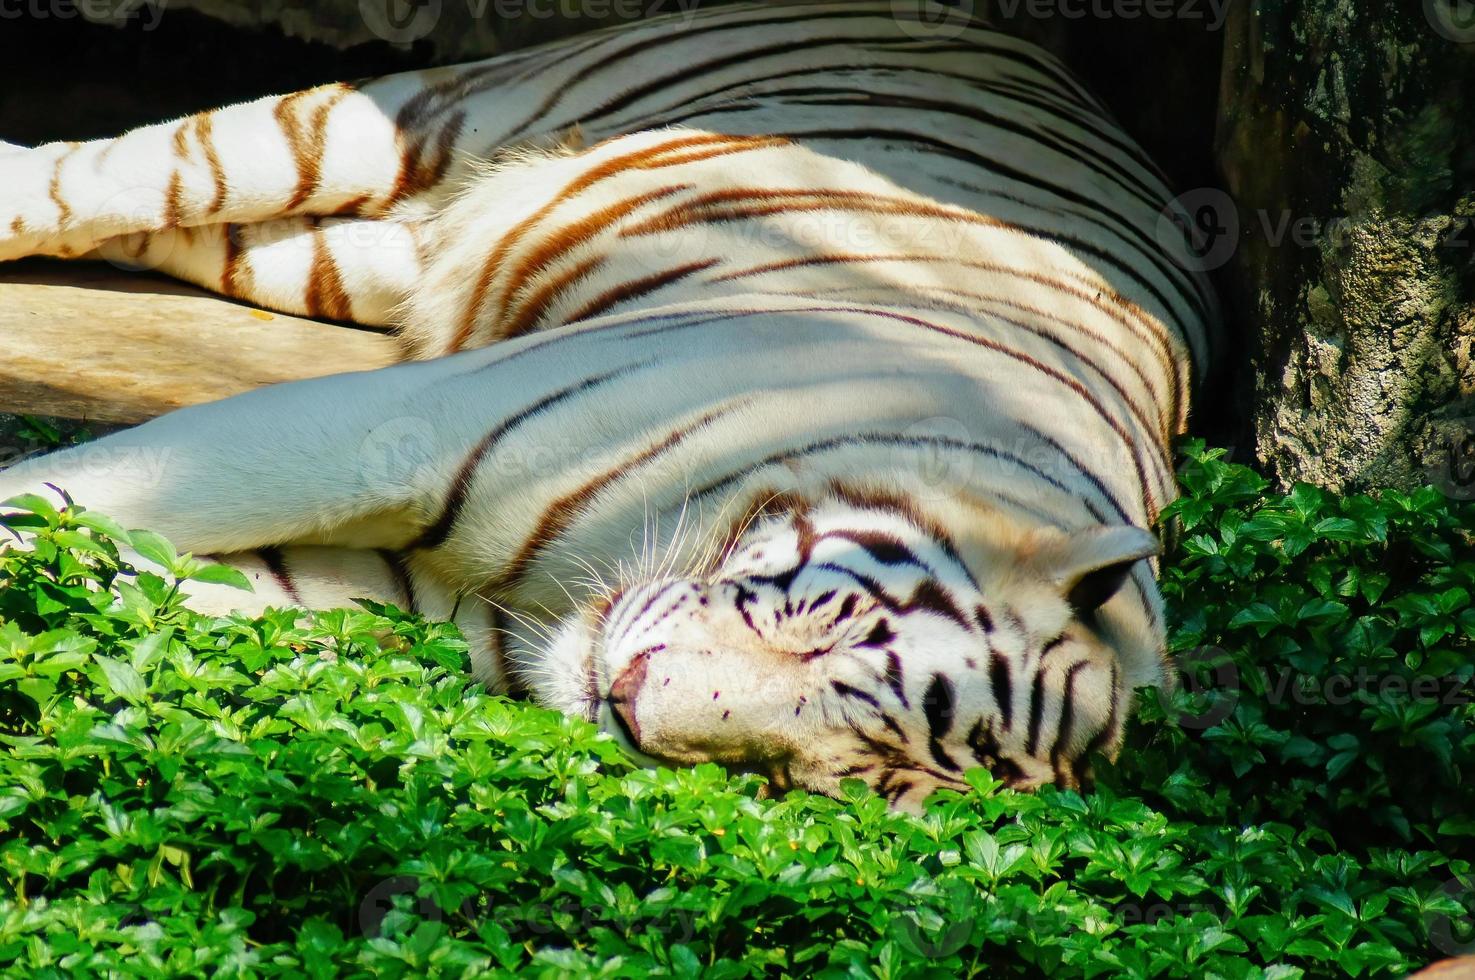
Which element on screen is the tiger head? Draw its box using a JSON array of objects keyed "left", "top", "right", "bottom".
[{"left": 535, "top": 482, "right": 1165, "bottom": 811}]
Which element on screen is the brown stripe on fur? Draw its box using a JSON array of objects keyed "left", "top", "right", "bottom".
[
  {"left": 707, "top": 488, "right": 811, "bottom": 574},
  {"left": 305, "top": 219, "right": 354, "bottom": 321},
  {"left": 447, "top": 132, "right": 776, "bottom": 354},
  {"left": 491, "top": 401, "right": 745, "bottom": 593},
  {"left": 492, "top": 182, "right": 693, "bottom": 339},
  {"left": 163, "top": 172, "right": 185, "bottom": 228},
  {"left": 330, "top": 194, "right": 372, "bottom": 217},
  {"left": 486, "top": 605, "right": 528, "bottom": 697},
  {"left": 384, "top": 108, "right": 467, "bottom": 210},
  {"left": 221, "top": 222, "right": 252, "bottom": 298},
  {"left": 194, "top": 112, "right": 228, "bottom": 215},
  {"left": 276, "top": 86, "right": 352, "bottom": 213},
  {"left": 171, "top": 121, "right": 190, "bottom": 160},
  {"left": 272, "top": 91, "right": 313, "bottom": 212},
  {"left": 562, "top": 258, "right": 719, "bottom": 326},
  {"left": 48, "top": 147, "right": 75, "bottom": 228},
  {"left": 497, "top": 253, "right": 610, "bottom": 340},
  {"left": 10, "top": 216, "right": 24, "bottom": 235},
  {"left": 621, "top": 185, "right": 986, "bottom": 238}
]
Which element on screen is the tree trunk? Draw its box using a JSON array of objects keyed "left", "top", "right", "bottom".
[{"left": 1216, "top": 0, "right": 1475, "bottom": 496}]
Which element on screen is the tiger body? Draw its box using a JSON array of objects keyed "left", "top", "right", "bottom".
[{"left": 0, "top": 1, "right": 1216, "bottom": 807}]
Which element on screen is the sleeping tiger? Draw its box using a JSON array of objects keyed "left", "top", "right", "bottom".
[{"left": 0, "top": 0, "right": 1218, "bottom": 809}]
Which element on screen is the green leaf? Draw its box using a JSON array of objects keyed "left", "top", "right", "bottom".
[
  {"left": 188, "top": 563, "right": 254, "bottom": 592},
  {"left": 1, "top": 492, "right": 61, "bottom": 525},
  {"left": 94, "top": 654, "right": 149, "bottom": 704},
  {"left": 127, "top": 529, "right": 180, "bottom": 572}
]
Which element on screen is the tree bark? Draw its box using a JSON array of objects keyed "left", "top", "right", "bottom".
[{"left": 1216, "top": 0, "right": 1475, "bottom": 495}]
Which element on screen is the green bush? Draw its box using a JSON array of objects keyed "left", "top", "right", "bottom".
[{"left": 0, "top": 442, "right": 1471, "bottom": 978}]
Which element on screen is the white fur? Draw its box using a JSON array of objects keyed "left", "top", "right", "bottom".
[{"left": 0, "top": 1, "right": 1216, "bottom": 806}]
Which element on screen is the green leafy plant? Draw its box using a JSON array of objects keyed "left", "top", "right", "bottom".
[{"left": 0, "top": 443, "right": 1471, "bottom": 978}]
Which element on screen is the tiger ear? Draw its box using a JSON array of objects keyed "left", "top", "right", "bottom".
[{"left": 1032, "top": 525, "right": 1160, "bottom": 618}]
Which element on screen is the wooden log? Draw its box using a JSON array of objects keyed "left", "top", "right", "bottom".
[{"left": 0, "top": 260, "right": 398, "bottom": 425}]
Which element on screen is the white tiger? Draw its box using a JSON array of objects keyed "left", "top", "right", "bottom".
[{"left": 0, "top": 0, "right": 1218, "bottom": 808}]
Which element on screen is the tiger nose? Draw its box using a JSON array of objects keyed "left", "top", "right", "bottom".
[{"left": 607, "top": 651, "right": 651, "bottom": 744}]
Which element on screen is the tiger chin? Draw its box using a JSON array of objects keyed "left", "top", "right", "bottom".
[{"left": 523, "top": 476, "right": 1165, "bottom": 812}]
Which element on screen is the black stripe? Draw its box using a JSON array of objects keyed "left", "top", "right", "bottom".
[
  {"left": 831, "top": 679, "right": 881, "bottom": 707},
  {"left": 377, "top": 549, "right": 417, "bottom": 611},
  {"left": 256, "top": 546, "right": 302, "bottom": 605},
  {"left": 859, "top": 619, "right": 896, "bottom": 649},
  {"left": 1049, "top": 660, "right": 1090, "bottom": 770},
  {"left": 1025, "top": 668, "right": 1048, "bottom": 756},
  {"left": 781, "top": 90, "right": 1173, "bottom": 224},
  {"left": 689, "top": 430, "right": 1127, "bottom": 527},
  {"left": 989, "top": 653, "right": 1013, "bottom": 731},
  {"left": 922, "top": 673, "right": 955, "bottom": 739},
  {"left": 526, "top": 7, "right": 989, "bottom": 133},
  {"left": 629, "top": 306, "right": 1156, "bottom": 513},
  {"left": 884, "top": 650, "right": 908, "bottom": 708},
  {"left": 1073, "top": 664, "right": 1121, "bottom": 786},
  {"left": 412, "top": 364, "right": 642, "bottom": 550},
  {"left": 965, "top": 718, "right": 1025, "bottom": 784}
]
